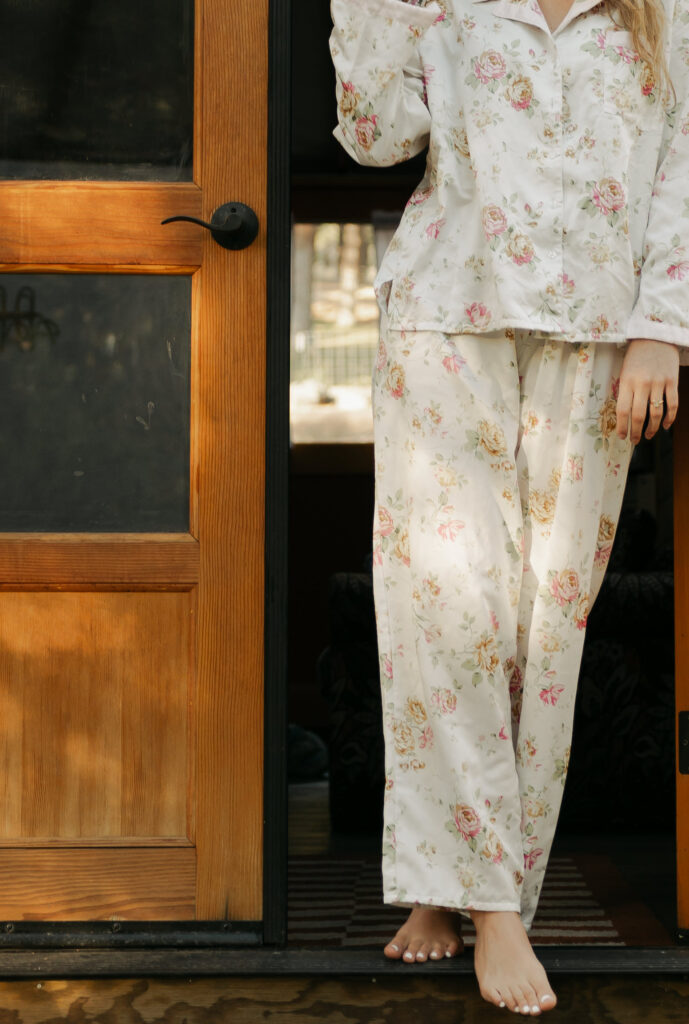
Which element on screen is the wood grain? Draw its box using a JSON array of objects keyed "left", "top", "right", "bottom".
[
  {"left": 0, "top": 849, "right": 195, "bottom": 921},
  {"left": 0, "top": 592, "right": 193, "bottom": 842},
  {"left": 0, "top": 534, "right": 199, "bottom": 584},
  {"left": 0, "top": 975, "right": 687, "bottom": 1024},
  {"left": 193, "top": 0, "right": 267, "bottom": 919},
  {"left": 0, "top": 182, "right": 202, "bottom": 267},
  {"left": 674, "top": 365, "right": 689, "bottom": 931}
]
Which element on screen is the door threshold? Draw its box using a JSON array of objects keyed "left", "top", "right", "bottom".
[{"left": 0, "top": 946, "right": 688, "bottom": 979}]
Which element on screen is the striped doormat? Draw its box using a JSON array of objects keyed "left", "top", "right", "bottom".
[{"left": 288, "top": 852, "right": 673, "bottom": 947}]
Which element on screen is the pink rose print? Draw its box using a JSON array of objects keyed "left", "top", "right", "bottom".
[
  {"left": 574, "top": 594, "right": 588, "bottom": 631},
  {"left": 425, "top": 217, "right": 446, "bottom": 239},
  {"left": 596, "top": 31, "right": 606, "bottom": 49},
  {"left": 539, "top": 683, "right": 565, "bottom": 706},
  {"left": 566, "top": 454, "right": 583, "bottom": 481},
  {"left": 382, "top": 656, "right": 393, "bottom": 679},
  {"left": 614, "top": 44, "right": 638, "bottom": 64},
  {"left": 454, "top": 803, "right": 482, "bottom": 840},
  {"left": 375, "top": 338, "right": 387, "bottom": 372},
  {"left": 339, "top": 80, "right": 359, "bottom": 117},
  {"left": 354, "top": 114, "right": 378, "bottom": 151},
  {"left": 506, "top": 233, "right": 535, "bottom": 266},
  {"left": 550, "top": 568, "right": 580, "bottom": 606},
  {"left": 437, "top": 506, "right": 465, "bottom": 540},
  {"left": 431, "top": 688, "right": 457, "bottom": 714},
  {"left": 378, "top": 506, "right": 394, "bottom": 537},
  {"left": 442, "top": 352, "right": 467, "bottom": 374},
  {"left": 524, "top": 848, "right": 544, "bottom": 870},
  {"left": 419, "top": 725, "right": 434, "bottom": 749},
  {"left": 422, "top": 64, "right": 436, "bottom": 87},
  {"left": 499, "top": 724, "right": 509, "bottom": 740},
  {"left": 386, "top": 363, "right": 406, "bottom": 399},
  {"left": 406, "top": 185, "right": 434, "bottom": 208},
  {"left": 559, "top": 273, "right": 575, "bottom": 297},
  {"left": 490, "top": 610, "right": 499, "bottom": 631},
  {"left": 474, "top": 50, "right": 507, "bottom": 83},
  {"left": 482, "top": 204, "right": 507, "bottom": 238},
  {"left": 509, "top": 665, "right": 523, "bottom": 694},
  {"left": 465, "top": 301, "right": 492, "bottom": 328},
  {"left": 592, "top": 177, "right": 626, "bottom": 216},
  {"left": 668, "top": 261, "right": 689, "bottom": 281}
]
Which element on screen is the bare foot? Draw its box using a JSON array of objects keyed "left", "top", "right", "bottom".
[
  {"left": 470, "top": 910, "right": 557, "bottom": 1014},
  {"left": 384, "top": 906, "right": 464, "bottom": 962}
]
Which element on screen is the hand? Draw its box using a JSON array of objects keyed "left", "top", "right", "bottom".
[{"left": 616, "top": 338, "right": 679, "bottom": 444}]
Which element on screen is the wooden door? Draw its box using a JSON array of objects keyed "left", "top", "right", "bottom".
[{"left": 0, "top": 0, "right": 267, "bottom": 927}]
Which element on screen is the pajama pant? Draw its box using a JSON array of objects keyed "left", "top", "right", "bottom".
[{"left": 372, "top": 321, "right": 633, "bottom": 932}]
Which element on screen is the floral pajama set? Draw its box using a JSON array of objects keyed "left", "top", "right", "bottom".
[{"left": 329, "top": 0, "right": 689, "bottom": 929}]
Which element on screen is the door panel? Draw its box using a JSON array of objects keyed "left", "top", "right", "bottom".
[
  {"left": 0, "top": 0, "right": 194, "bottom": 182},
  {"left": 0, "top": 0, "right": 266, "bottom": 926},
  {"left": 0, "top": 273, "right": 191, "bottom": 531}
]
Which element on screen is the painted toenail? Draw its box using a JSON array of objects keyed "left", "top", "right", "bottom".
[
  {"left": 523, "top": 1007, "right": 530, "bottom": 1014},
  {"left": 430, "top": 951, "right": 439, "bottom": 959},
  {"left": 531, "top": 1007, "right": 540, "bottom": 1014},
  {"left": 444, "top": 950, "right": 452, "bottom": 958},
  {"left": 404, "top": 952, "right": 413, "bottom": 960},
  {"left": 540, "top": 995, "right": 554, "bottom": 1005},
  {"left": 390, "top": 944, "right": 399, "bottom": 952},
  {"left": 499, "top": 1002, "right": 506, "bottom": 1008}
]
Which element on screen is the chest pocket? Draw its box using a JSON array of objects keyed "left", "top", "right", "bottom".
[{"left": 603, "top": 30, "right": 662, "bottom": 132}]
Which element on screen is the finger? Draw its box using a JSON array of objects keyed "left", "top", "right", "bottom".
[
  {"left": 616, "top": 381, "right": 633, "bottom": 440},
  {"left": 629, "top": 389, "right": 649, "bottom": 445},
  {"left": 664, "top": 378, "right": 679, "bottom": 430},
  {"left": 645, "top": 392, "right": 665, "bottom": 439}
]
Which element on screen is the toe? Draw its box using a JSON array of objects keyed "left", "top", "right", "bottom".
[
  {"left": 415, "top": 942, "right": 431, "bottom": 962},
  {"left": 481, "top": 986, "right": 505, "bottom": 1009},
  {"left": 507, "top": 988, "right": 523, "bottom": 1013},
  {"left": 446, "top": 936, "right": 464, "bottom": 957},
  {"left": 428, "top": 942, "right": 444, "bottom": 961},
  {"left": 523, "top": 982, "right": 542, "bottom": 1015},
  {"left": 383, "top": 934, "right": 406, "bottom": 960},
  {"left": 538, "top": 992, "right": 557, "bottom": 1012},
  {"left": 403, "top": 938, "right": 422, "bottom": 963},
  {"left": 517, "top": 986, "right": 537, "bottom": 1015}
]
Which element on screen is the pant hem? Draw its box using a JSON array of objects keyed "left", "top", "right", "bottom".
[{"left": 384, "top": 895, "right": 522, "bottom": 914}]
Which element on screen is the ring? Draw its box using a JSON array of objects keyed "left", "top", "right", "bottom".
[{"left": 651, "top": 399, "right": 664, "bottom": 408}]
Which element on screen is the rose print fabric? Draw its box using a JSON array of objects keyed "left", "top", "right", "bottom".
[
  {"left": 329, "top": 0, "right": 689, "bottom": 360},
  {"left": 372, "top": 319, "right": 633, "bottom": 929}
]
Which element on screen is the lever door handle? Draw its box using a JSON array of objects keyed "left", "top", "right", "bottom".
[{"left": 162, "top": 202, "right": 259, "bottom": 250}]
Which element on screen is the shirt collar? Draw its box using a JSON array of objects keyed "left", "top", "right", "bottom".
[{"left": 471, "top": 0, "right": 604, "bottom": 37}]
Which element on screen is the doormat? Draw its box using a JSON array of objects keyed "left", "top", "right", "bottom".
[{"left": 287, "top": 852, "right": 673, "bottom": 947}]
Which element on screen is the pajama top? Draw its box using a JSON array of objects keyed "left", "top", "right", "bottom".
[{"left": 329, "top": 0, "right": 689, "bottom": 360}]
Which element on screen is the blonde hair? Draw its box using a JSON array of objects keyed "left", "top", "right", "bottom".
[{"left": 606, "top": 0, "right": 673, "bottom": 101}]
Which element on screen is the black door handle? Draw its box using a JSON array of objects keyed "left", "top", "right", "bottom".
[{"left": 161, "top": 202, "right": 259, "bottom": 250}]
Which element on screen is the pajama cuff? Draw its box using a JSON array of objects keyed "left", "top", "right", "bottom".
[{"left": 625, "top": 313, "right": 689, "bottom": 365}]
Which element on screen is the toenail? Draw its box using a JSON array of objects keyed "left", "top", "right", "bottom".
[
  {"left": 430, "top": 951, "right": 439, "bottom": 959},
  {"left": 540, "top": 995, "right": 554, "bottom": 1005},
  {"left": 522, "top": 1007, "right": 530, "bottom": 1014},
  {"left": 390, "top": 944, "right": 399, "bottom": 952},
  {"left": 499, "top": 1002, "right": 506, "bottom": 1008},
  {"left": 444, "top": 950, "right": 452, "bottom": 958},
  {"left": 404, "top": 952, "right": 414, "bottom": 960},
  {"left": 531, "top": 1007, "right": 540, "bottom": 1014}
]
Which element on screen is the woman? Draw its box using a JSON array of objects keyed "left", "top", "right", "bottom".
[{"left": 329, "top": 0, "right": 684, "bottom": 1014}]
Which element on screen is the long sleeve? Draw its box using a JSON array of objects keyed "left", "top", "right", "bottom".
[
  {"left": 329, "top": 0, "right": 442, "bottom": 167},
  {"left": 625, "top": 0, "right": 689, "bottom": 359}
]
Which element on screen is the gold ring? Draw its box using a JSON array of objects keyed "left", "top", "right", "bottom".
[{"left": 651, "top": 399, "right": 664, "bottom": 408}]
